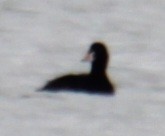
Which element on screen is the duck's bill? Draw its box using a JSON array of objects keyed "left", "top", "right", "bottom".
[{"left": 81, "top": 52, "right": 94, "bottom": 62}]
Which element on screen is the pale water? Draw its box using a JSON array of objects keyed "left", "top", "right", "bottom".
[{"left": 0, "top": 0, "right": 165, "bottom": 136}]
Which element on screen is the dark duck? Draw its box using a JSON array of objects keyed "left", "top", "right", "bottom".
[{"left": 40, "top": 42, "right": 115, "bottom": 95}]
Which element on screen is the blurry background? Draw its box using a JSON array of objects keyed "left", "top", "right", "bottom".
[{"left": 0, "top": 0, "right": 165, "bottom": 136}]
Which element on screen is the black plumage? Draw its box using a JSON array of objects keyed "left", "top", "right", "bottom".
[{"left": 40, "top": 42, "right": 115, "bottom": 95}]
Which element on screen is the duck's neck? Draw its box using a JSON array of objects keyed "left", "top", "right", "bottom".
[{"left": 90, "top": 61, "right": 107, "bottom": 76}]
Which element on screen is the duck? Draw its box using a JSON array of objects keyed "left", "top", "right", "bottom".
[{"left": 39, "top": 42, "right": 115, "bottom": 95}]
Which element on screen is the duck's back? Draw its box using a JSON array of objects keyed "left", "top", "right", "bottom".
[
  {"left": 42, "top": 74, "right": 88, "bottom": 91},
  {"left": 42, "top": 74, "right": 114, "bottom": 94}
]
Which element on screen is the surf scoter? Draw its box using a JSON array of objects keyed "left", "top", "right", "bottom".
[{"left": 40, "top": 42, "right": 115, "bottom": 95}]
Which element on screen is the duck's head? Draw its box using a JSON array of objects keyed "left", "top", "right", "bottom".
[{"left": 83, "top": 42, "right": 109, "bottom": 75}]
